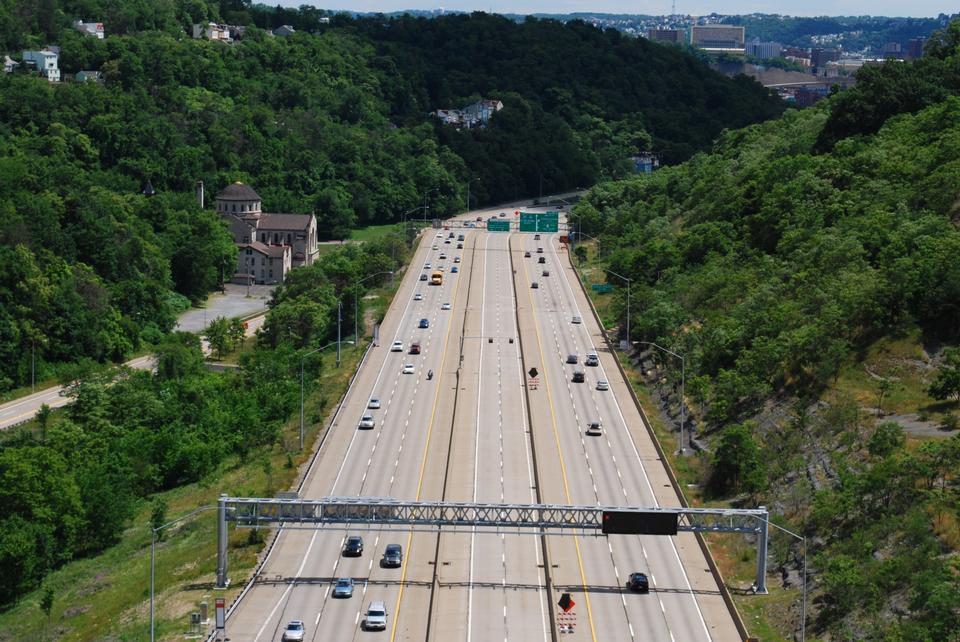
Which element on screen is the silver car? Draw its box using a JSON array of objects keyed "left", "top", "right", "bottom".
[
  {"left": 282, "top": 620, "right": 305, "bottom": 641},
  {"left": 332, "top": 577, "right": 354, "bottom": 598},
  {"left": 365, "top": 601, "right": 388, "bottom": 631},
  {"left": 596, "top": 380, "right": 610, "bottom": 391},
  {"left": 358, "top": 414, "right": 375, "bottom": 429}
]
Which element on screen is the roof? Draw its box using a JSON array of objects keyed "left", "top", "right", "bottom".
[
  {"left": 217, "top": 181, "right": 261, "bottom": 202},
  {"left": 241, "top": 241, "right": 289, "bottom": 258},
  {"left": 259, "top": 212, "right": 313, "bottom": 231}
]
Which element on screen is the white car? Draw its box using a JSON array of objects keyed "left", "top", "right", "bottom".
[
  {"left": 432, "top": 245, "right": 438, "bottom": 250},
  {"left": 414, "top": 293, "right": 423, "bottom": 301},
  {"left": 365, "top": 601, "right": 388, "bottom": 631},
  {"left": 441, "top": 303, "right": 451, "bottom": 310},
  {"left": 572, "top": 316, "right": 582, "bottom": 324},
  {"left": 425, "top": 262, "right": 432, "bottom": 269},
  {"left": 368, "top": 398, "right": 381, "bottom": 409},
  {"left": 454, "top": 256, "right": 461, "bottom": 263},
  {"left": 586, "top": 421, "right": 603, "bottom": 436},
  {"left": 282, "top": 621, "right": 305, "bottom": 642},
  {"left": 358, "top": 414, "right": 375, "bottom": 429},
  {"left": 439, "top": 253, "right": 447, "bottom": 259},
  {"left": 391, "top": 340, "right": 403, "bottom": 352},
  {"left": 402, "top": 363, "right": 415, "bottom": 375},
  {"left": 596, "top": 381, "right": 609, "bottom": 391}
]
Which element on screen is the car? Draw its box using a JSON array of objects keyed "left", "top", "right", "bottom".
[
  {"left": 420, "top": 273, "right": 428, "bottom": 281},
  {"left": 419, "top": 318, "right": 430, "bottom": 328},
  {"left": 441, "top": 303, "right": 451, "bottom": 310},
  {"left": 365, "top": 601, "right": 388, "bottom": 631},
  {"left": 572, "top": 370, "right": 585, "bottom": 383},
  {"left": 476, "top": 216, "right": 483, "bottom": 221},
  {"left": 432, "top": 245, "right": 438, "bottom": 250},
  {"left": 538, "top": 256, "right": 546, "bottom": 264},
  {"left": 458, "top": 234, "right": 465, "bottom": 241},
  {"left": 382, "top": 544, "right": 403, "bottom": 568},
  {"left": 542, "top": 270, "right": 550, "bottom": 277},
  {"left": 586, "top": 421, "right": 602, "bottom": 436},
  {"left": 437, "top": 265, "right": 445, "bottom": 271},
  {"left": 454, "top": 256, "right": 460, "bottom": 263},
  {"left": 448, "top": 232, "right": 455, "bottom": 238},
  {"left": 414, "top": 293, "right": 423, "bottom": 301},
  {"left": 332, "top": 577, "right": 354, "bottom": 598},
  {"left": 425, "top": 262, "right": 432, "bottom": 269},
  {"left": 282, "top": 620, "right": 306, "bottom": 641},
  {"left": 391, "top": 340, "right": 403, "bottom": 352},
  {"left": 409, "top": 342, "right": 421, "bottom": 355},
  {"left": 402, "top": 363, "right": 415, "bottom": 375},
  {"left": 436, "top": 233, "right": 443, "bottom": 238},
  {"left": 439, "top": 253, "right": 447, "bottom": 259},
  {"left": 524, "top": 251, "right": 531, "bottom": 258},
  {"left": 585, "top": 353, "right": 599, "bottom": 367},
  {"left": 596, "top": 380, "right": 610, "bottom": 391},
  {"left": 451, "top": 266, "right": 459, "bottom": 273},
  {"left": 534, "top": 234, "right": 541, "bottom": 240},
  {"left": 537, "top": 247, "right": 544, "bottom": 253},
  {"left": 358, "top": 414, "right": 375, "bottom": 429},
  {"left": 531, "top": 282, "right": 539, "bottom": 289},
  {"left": 457, "top": 242, "right": 463, "bottom": 249},
  {"left": 572, "top": 315, "right": 582, "bottom": 324},
  {"left": 343, "top": 536, "right": 364, "bottom": 556},
  {"left": 627, "top": 572, "right": 650, "bottom": 593},
  {"left": 368, "top": 398, "right": 381, "bottom": 409},
  {"left": 444, "top": 239, "right": 451, "bottom": 244},
  {"left": 566, "top": 354, "right": 578, "bottom": 364},
  {"left": 499, "top": 212, "right": 506, "bottom": 218}
]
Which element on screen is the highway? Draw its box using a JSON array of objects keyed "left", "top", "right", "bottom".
[{"left": 222, "top": 207, "right": 742, "bottom": 642}]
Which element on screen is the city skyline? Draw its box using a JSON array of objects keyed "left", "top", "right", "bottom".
[{"left": 279, "top": 0, "right": 954, "bottom": 18}]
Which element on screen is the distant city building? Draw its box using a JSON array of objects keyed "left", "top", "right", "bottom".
[
  {"left": 75, "top": 70, "right": 103, "bottom": 83},
  {"left": 748, "top": 39, "right": 782, "bottom": 59},
  {"left": 216, "top": 182, "right": 318, "bottom": 284},
  {"left": 274, "top": 25, "right": 296, "bottom": 37},
  {"left": 907, "top": 37, "right": 926, "bottom": 60},
  {"left": 647, "top": 28, "right": 685, "bottom": 44},
  {"left": 690, "top": 25, "right": 745, "bottom": 53},
  {"left": 73, "top": 20, "right": 104, "bottom": 39},
  {"left": 434, "top": 99, "right": 503, "bottom": 129},
  {"left": 795, "top": 87, "right": 828, "bottom": 108},
  {"left": 810, "top": 47, "right": 841, "bottom": 70},
  {"left": 882, "top": 42, "right": 903, "bottom": 58},
  {"left": 21, "top": 49, "right": 60, "bottom": 82}
]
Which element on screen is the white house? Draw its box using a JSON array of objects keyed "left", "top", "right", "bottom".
[
  {"left": 73, "top": 20, "right": 105, "bottom": 39},
  {"left": 3, "top": 55, "right": 19, "bottom": 74},
  {"left": 21, "top": 49, "right": 60, "bottom": 82},
  {"left": 192, "top": 22, "right": 232, "bottom": 41},
  {"left": 274, "top": 25, "right": 296, "bottom": 37}
]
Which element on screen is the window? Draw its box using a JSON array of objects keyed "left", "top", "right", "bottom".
[
  {"left": 286, "top": 233, "right": 292, "bottom": 244},
  {"left": 260, "top": 234, "right": 266, "bottom": 243},
  {"left": 232, "top": 203, "right": 236, "bottom": 212},
  {"left": 245, "top": 249, "right": 252, "bottom": 255}
]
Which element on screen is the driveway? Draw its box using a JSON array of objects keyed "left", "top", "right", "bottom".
[{"left": 176, "top": 284, "right": 274, "bottom": 332}]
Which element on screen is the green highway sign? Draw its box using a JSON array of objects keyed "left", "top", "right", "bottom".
[
  {"left": 487, "top": 219, "right": 510, "bottom": 232},
  {"left": 519, "top": 211, "right": 559, "bottom": 233},
  {"left": 591, "top": 284, "right": 613, "bottom": 293}
]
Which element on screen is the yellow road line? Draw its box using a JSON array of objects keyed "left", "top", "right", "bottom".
[
  {"left": 390, "top": 230, "right": 469, "bottom": 642},
  {"left": 517, "top": 233, "right": 599, "bottom": 642}
]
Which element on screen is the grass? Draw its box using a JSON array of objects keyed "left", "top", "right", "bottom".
[
  {"left": 350, "top": 223, "right": 401, "bottom": 243},
  {"left": 0, "top": 345, "right": 370, "bottom": 641}
]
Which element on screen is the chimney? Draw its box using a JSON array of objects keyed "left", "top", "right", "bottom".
[{"left": 196, "top": 180, "right": 204, "bottom": 208}]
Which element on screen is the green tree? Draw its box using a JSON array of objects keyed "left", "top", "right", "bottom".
[
  {"left": 928, "top": 349, "right": 960, "bottom": 402},
  {"left": 204, "top": 316, "right": 231, "bottom": 359},
  {"left": 708, "top": 423, "right": 767, "bottom": 496},
  {"left": 867, "top": 421, "right": 906, "bottom": 458}
]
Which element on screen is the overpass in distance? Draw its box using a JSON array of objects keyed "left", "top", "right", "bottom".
[{"left": 216, "top": 203, "right": 749, "bottom": 641}]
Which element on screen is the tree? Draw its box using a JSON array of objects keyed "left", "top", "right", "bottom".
[
  {"left": 204, "top": 316, "right": 231, "bottom": 359},
  {"left": 150, "top": 498, "right": 168, "bottom": 542},
  {"left": 708, "top": 423, "right": 767, "bottom": 496},
  {"left": 928, "top": 349, "right": 960, "bottom": 403},
  {"left": 868, "top": 421, "right": 905, "bottom": 458},
  {"left": 35, "top": 404, "right": 51, "bottom": 443},
  {"left": 39, "top": 585, "right": 53, "bottom": 618}
]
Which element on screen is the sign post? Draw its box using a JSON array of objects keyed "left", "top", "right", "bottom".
[{"left": 215, "top": 597, "right": 225, "bottom": 637}]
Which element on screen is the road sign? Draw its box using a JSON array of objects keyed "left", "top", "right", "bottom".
[
  {"left": 215, "top": 597, "right": 225, "bottom": 629},
  {"left": 591, "top": 284, "right": 613, "bottom": 293},
  {"left": 519, "top": 211, "right": 559, "bottom": 233},
  {"left": 487, "top": 219, "right": 510, "bottom": 232},
  {"left": 558, "top": 593, "right": 576, "bottom": 612},
  {"left": 528, "top": 367, "right": 539, "bottom": 378}
]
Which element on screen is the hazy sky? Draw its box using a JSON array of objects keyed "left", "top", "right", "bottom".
[{"left": 284, "top": 1, "right": 952, "bottom": 18}]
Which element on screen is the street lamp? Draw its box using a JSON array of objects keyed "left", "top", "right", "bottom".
[
  {"left": 762, "top": 518, "right": 807, "bottom": 642},
  {"left": 150, "top": 505, "right": 219, "bottom": 642},
  {"left": 603, "top": 269, "right": 632, "bottom": 348},
  {"left": 637, "top": 341, "right": 685, "bottom": 455},
  {"left": 575, "top": 231, "right": 602, "bottom": 261},
  {"left": 422, "top": 188, "right": 439, "bottom": 224},
  {"left": 299, "top": 339, "right": 355, "bottom": 450},
  {"left": 466, "top": 177, "right": 481, "bottom": 214},
  {"left": 354, "top": 271, "right": 394, "bottom": 342}
]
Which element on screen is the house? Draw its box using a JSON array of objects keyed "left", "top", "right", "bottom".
[
  {"left": 75, "top": 70, "right": 103, "bottom": 83},
  {"left": 434, "top": 98, "right": 503, "bottom": 129},
  {"left": 73, "top": 20, "right": 104, "bottom": 39},
  {"left": 192, "top": 22, "right": 232, "bottom": 41},
  {"left": 3, "top": 55, "right": 18, "bottom": 74},
  {"left": 21, "top": 49, "right": 60, "bottom": 82},
  {"left": 274, "top": 25, "right": 296, "bottom": 37},
  {"left": 215, "top": 182, "right": 318, "bottom": 284}
]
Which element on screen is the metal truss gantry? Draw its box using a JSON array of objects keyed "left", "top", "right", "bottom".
[{"left": 215, "top": 495, "right": 770, "bottom": 592}]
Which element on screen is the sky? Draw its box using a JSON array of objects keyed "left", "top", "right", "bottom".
[{"left": 279, "top": 0, "right": 953, "bottom": 18}]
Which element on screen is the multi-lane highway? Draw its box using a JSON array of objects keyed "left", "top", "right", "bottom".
[{"left": 223, "top": 207, "right": 741, "bottom": 641}]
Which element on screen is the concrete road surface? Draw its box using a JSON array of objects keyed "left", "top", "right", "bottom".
[{"left": 217, "top": 207, "right": 742, "bottom": 642}]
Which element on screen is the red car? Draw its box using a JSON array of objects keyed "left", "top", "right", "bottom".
[{"left": 409, "top": 342, "right": 421, "bottom": 355}]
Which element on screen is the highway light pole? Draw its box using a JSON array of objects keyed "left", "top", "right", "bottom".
[
  {"left": 423, "top": 188, "right": 438, "bottom": 224},
  {"left": 150, "top": 505, "right": 219, "bottom": 642},
  {"left": 638, "top": 341, "right": 685, "bottom": 454},
  {"left": 466, "top": 177, "right": 480, "bottom": 214},
  {"left": 300, "top": 339, "right": 354, "bottom": 450},
  {"left": 603, "top": 269, "right": 632, "bottom": 348},
  {"left": 763, "top": 519, "right": 807, "bottom": 642},
  {"left": 354, "top": 271, "right": 394, "bottom": 342},
  {"left": 575, "top": 231, "right": 601, "bottom": 261}
]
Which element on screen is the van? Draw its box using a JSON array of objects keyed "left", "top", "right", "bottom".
[{"left": 365, "top": 601, "right": 388, "bottom": 631}]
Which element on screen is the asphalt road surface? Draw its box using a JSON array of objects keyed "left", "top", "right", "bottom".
[{"left": 221, "top": 207, "right": 741, "bottom": 642}]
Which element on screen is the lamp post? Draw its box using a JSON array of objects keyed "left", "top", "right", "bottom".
[
  {"left": 466, "top": 177, "right": 481, "bottom": 214},
  {"left": 150, "top": 505, "right": 220, "bottom": 642},
  {"left": 637, "top": 341, "right": 685, "bottom": 454},
  {"left": 762, "top": 519, "right": 807, "bottom": 642},
  {"left": 354, "top": 271, "right": 394, "bottom": 342},
  {"left": 423, "top": 188, "right": 438, "bottom": 224},
  {"left": 401, "top": 206, "right": 421, "bottom": 247},
  {"left": 575, "top": 231, "right": 602, "bottom": 261},
  {"left": 603, "top": 269, "right": 632, "bottom": 348},
  {"left": 299, "top": 339, "right": 355, "bottom": 450}
]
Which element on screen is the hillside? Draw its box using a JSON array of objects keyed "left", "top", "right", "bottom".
[{"left": 570, "top": 20, "right": 960, "bottom": 639}]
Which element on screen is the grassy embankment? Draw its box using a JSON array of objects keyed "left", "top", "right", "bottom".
[{"left": 0, "top": 278, "right": 403, "bottom": 641}]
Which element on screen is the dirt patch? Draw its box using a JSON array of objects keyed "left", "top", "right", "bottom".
[
  {"left": 63, "top": 605, "right": 91, "bottom": 618},
  {"left": 881, "top": 413, "right": 957, "bottom": 439}
]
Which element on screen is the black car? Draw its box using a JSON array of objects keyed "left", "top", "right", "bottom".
[
  {"left": 627, "top": 572, "right": 649, "bottom": 593},
  {"left": 566, "top": 354, "right": 578, "bottom": 364},
  {"left": 538, "top": 256, "right": 546, "bottom": 264},
  {"left": 419, "top": 274, "right": 428, "bottom": 281},
  {"left": 382, "top": 544, "right": 403, "bottom": 568},
  {"left": 343, "top": 536, "right": 364, "bottom": 557},
  {"left": 419, "top": 318, "right": 430, "bottom": 328},
  {"left": 572, "top": 370, "right": 585, "bottom": 383}
]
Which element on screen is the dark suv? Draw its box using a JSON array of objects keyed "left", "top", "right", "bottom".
[
  {"left": 572, "top": 370, "right": 585, "bottom": 383},
  {"left": 343, "top": 536, "right": 364, "bottom": 557},
  {"left": 627, "top": 572, "right": 649, "bottom": 593},
  {"left": 382, "top": 544, "right": 403, "bottom": 568}
]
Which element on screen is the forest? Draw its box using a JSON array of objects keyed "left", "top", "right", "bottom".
[
  {"left": 0, "top": 0, "right": 782, "bottom": 394},
  {"left": 570, "top": 20, "right": 960, "bottom": 638}
]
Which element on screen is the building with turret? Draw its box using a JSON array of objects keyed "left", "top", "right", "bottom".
[{"left": 215, "top": 182, "right": 318, "bottom": 284}]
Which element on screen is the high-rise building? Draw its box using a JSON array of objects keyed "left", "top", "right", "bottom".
[
  {"left": 647, "top": 29, "right": 686, "bottom": 44},
  {"left": 748, "top": 39, "right": 783, "bottom": 59},
  {"left": 690, "top": 25, "right": 745, "bottom": 52},
  {"left": 811, "top": 47, "right": 841, "bottom": 70},
  {"left": 907, "top": 37, "right": 926, "bottom": 60}
]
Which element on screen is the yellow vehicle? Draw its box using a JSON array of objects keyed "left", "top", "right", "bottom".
[{"left": 430, "top": 271, "right": 443, "bottom": 285}]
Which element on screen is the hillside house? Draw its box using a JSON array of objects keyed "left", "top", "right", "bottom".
[
  {"left": 73, "top": 20, "right": 105, "bottom": 39},
  {"left": 434, "top": 99, "right": 503, "bottom": 129},
  {"left": 21, "top": 49, "right": 59, "bottom": 82}
]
